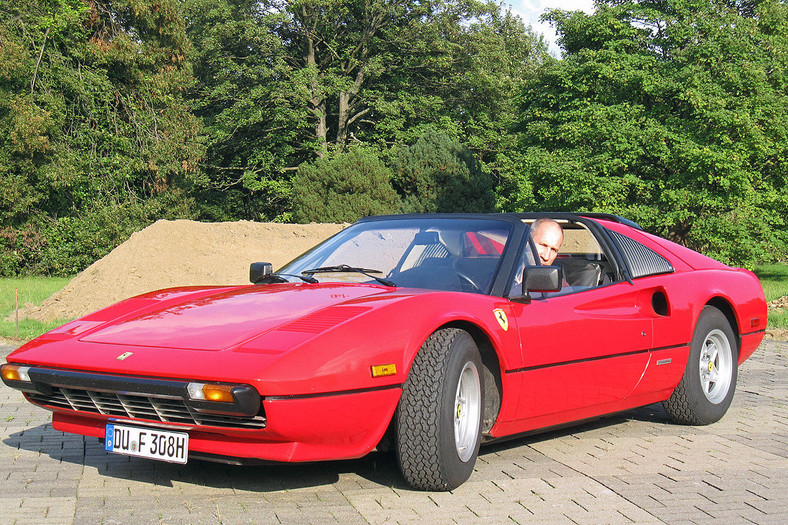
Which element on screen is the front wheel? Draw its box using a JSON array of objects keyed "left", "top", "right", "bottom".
[
  {"left": 663, "top": 306, "right": 738, "bottom": 425},
  {"left": 396, "top": 328, "right": 483, "bottom": 491}
]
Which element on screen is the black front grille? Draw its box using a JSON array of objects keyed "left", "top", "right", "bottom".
[{"left": 27, "top": 387, "right": 266, "bottom": 429}]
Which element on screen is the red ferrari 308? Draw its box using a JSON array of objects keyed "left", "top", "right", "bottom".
[{"left": 1, "top": 213, "right": 767, "bottom": 490}]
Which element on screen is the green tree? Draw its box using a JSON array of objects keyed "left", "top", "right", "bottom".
[
  {"left": 182, "top": 0, "right": 311, "bottom": 221},
  {"left": 0, "top": 0, "right": 203, "bottom": 275},
  {"left": 392, "top": 130, "right": 496, "bottom": 213},
  {"left": 184, "top": 0, "right": 547, "bottom": 221},
  {"left": 371, "top": 4, "right": 549, "bottom": 201},
  {"left": 291, "top": 146, "right": 399, "bottom": 223},
  {"left": 505, "top": 0, "right": 788, "bottom": 266}
]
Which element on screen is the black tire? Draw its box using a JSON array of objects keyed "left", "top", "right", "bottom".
[
  {"left": 396, "top": 328, "right": 483, "bottom": 491},
  {"left": 663, "top": 306, "right": 738, "bottom": 425}
]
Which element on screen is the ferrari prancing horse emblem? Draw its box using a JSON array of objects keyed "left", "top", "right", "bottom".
[
  {"left": 493, "top": 309, "right": 508, "bottom": 331},
  {"left": 116, "top": 352, "right": 134, "bottom": 361}
]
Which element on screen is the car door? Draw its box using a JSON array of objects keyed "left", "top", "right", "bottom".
[{"left": 507, "top": 221, "right": 654, "bottom": 423}]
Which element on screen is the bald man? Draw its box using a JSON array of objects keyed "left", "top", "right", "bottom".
[{"left": 530, "top": 218, "right": 563, "bottom": 266}]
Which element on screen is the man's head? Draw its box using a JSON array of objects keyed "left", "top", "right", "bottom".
[{"left": 530, "top": 218, "right": 564, "bottom": 266}]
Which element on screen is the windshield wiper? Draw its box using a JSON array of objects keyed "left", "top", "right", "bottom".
[
  {"left": 254, "top": 272, "right": 318, "bottom": 284},
  {"left": 303, "top": 264, "right": 396, "bottom": 287}
]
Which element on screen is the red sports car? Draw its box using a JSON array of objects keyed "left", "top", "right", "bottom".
[{"left": 1, "top": 213, "right": 767, "bottom": 490}]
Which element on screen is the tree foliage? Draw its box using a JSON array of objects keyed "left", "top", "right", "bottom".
[
  {"left": 504, "top": 0, "right": 788, "bottom": 266},
  {"left": 184, "top": 0, "right": 547, "bottom": 221},
  {"left": 2, "top": 0, "right": 786, "bottom": 275},
  {"left": 0, "top": 0, "right": 203, "bottom": 275},
  {"left": 393, "top": 131, "right": 496, "bottom": 213},
  {"left": 291, "top": 146, "right": 399, "bottom": 223},
  {"left": 182, "top": 0, "right": 310, "bottom": 221}
]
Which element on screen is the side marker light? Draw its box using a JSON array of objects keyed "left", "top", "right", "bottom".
[
  {"left": 750, "top": 318, "right": 761, "bottom": 328},
  {"left": 371, "top": 364, "right": 397, "bottom": 378}
]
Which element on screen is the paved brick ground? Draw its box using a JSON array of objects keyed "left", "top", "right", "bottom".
[{"left": 1, "top": 340, "right": 786, "bottom": 525}]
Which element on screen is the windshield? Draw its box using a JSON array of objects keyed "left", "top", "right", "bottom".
[{"left": 278, "top": 218, "right": 513, "bottom": 294}]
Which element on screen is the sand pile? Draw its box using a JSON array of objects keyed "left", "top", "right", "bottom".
[
  {"left": 765, "top": 296, "right": 788, "bottom": 340},
  {"left": 17, "top": 220, "right": 346, "bottom": 322},
  {"left": 768, "top": 296, "right": 788, "bottom": 310}
]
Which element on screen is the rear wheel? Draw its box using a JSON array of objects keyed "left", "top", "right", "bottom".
[
  {"left": 663, "top": 306, "right": 738, "bottom": 425},
  {"left": 396, "top": 328, "right": 483, "bottom": 491}
]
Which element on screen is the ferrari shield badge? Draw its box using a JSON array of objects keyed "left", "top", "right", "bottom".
[
  {"left": 116, "top": 352, "right": 134, "bottom": 361},
  {"left": 493, "top": 309, "right": 508, "bottom": 331}
]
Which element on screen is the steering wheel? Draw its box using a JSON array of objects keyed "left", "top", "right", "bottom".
[{"left": 456, "top": 271, "right": 481, "bottom": 293}]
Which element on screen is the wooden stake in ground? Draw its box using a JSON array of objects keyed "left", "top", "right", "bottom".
[{"left": 15, "top": 288, "right": 19, "bottom": 338}]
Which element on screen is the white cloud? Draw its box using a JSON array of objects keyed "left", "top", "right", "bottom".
[{"left": 503, "top": 1, "right": 596, "bottom": 56}]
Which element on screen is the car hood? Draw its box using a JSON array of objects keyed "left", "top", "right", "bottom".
[
  {"left": 75, "top": 283, "right": 392, "bottom": 351},
  {"left": 9, "top": 283, "right": 510, "bottom": 394}
]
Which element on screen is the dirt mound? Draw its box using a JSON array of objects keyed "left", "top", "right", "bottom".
[
  {"left": 765, "top": 296, "right": 787, "bottom": 341},
  {"left": 17, "top": 220, "right": 346, "bottom": 322},
  {"left": 768, "top": 296, "right": 788, "bottom": 310}
]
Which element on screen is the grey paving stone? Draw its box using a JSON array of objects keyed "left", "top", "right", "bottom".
[{"left": 1, "top": 341, "right": 786, "bottom": 524}]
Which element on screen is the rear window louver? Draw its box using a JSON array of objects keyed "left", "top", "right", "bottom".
[{"left": 608, "top": 230, "right": 674, "bottom": 279}]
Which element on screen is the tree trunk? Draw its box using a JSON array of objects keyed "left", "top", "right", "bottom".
[
  {"left": 306, "top": 35, "right": 327, "bottom": 155},
  {"left": 336, "top": 91, "right": 351, "bottom": 145},
  {"left": 336, "top": 68, "right": 365, "bottom": 145}
]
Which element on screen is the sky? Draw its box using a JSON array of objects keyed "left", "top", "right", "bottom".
[{"left": 504, "top": 0, "right": 596, "bottom": 55}]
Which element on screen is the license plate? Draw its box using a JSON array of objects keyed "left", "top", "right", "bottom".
[{"left": 105, "top": 423, "right": 188, "bottom": 464}]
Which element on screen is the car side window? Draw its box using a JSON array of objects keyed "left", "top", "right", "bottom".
[
  {"left": 550, "top": 223, "right": 622, "bottom": 295},
  {"left": 510, "top": 221, "right": 621, "bottom": 298}
]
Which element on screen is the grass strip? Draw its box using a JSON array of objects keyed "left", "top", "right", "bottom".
[
  {"left": 754, "top": 264, "right": 788, "bottom": 331},
  {"left": 0, "top": 277, "right": 71, "bottom": 342}
]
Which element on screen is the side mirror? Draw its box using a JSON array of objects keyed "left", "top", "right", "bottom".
[
  {"left": 509, "top": 266, "right": 563, "bottom": 303},
  {"left": 250, "top": 262, "right": 273, "bottom": 283},
  {"left": 524, "top": 265, "right": 563, "bottom": 293}
]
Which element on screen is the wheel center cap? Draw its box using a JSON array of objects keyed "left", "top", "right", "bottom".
[{"left": 708, "top": 361, "right": 714, "bottom": 372}]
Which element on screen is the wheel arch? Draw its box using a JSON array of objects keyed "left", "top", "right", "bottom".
[
  {"left": 441, "top": 320, "right": 503, "bottom": 438},
  {"left": 704, "top": 296, "right": 741, "bottom": 353},
  {"left": 376, "top": 318, "right": 504, "bottom": 453}
]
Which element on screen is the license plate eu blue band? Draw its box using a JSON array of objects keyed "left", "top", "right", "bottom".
[{"left": 105, "top": 423, "right": 188, "bottom": 464}]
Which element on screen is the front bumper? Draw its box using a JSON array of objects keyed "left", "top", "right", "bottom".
[
  {"left": 3, "top": 364, "right": 402, "bottom": 463},
  {"left": 52, "top": 386, "right": 401, "bottom": 462}
]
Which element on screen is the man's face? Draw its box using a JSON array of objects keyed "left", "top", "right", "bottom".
[{"left": 532, "top": 224, "right": 563, "bottom": 266}]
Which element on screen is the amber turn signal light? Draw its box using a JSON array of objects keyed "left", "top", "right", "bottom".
[
  {"left": 203, "top": 384, "right": 235, "bottom": 403},
  {"left": 186, "top": 382, "right": 235, "bottom": 403},
  {"left": 1, "top": 364, "right": 31, "bottom": 382}
]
